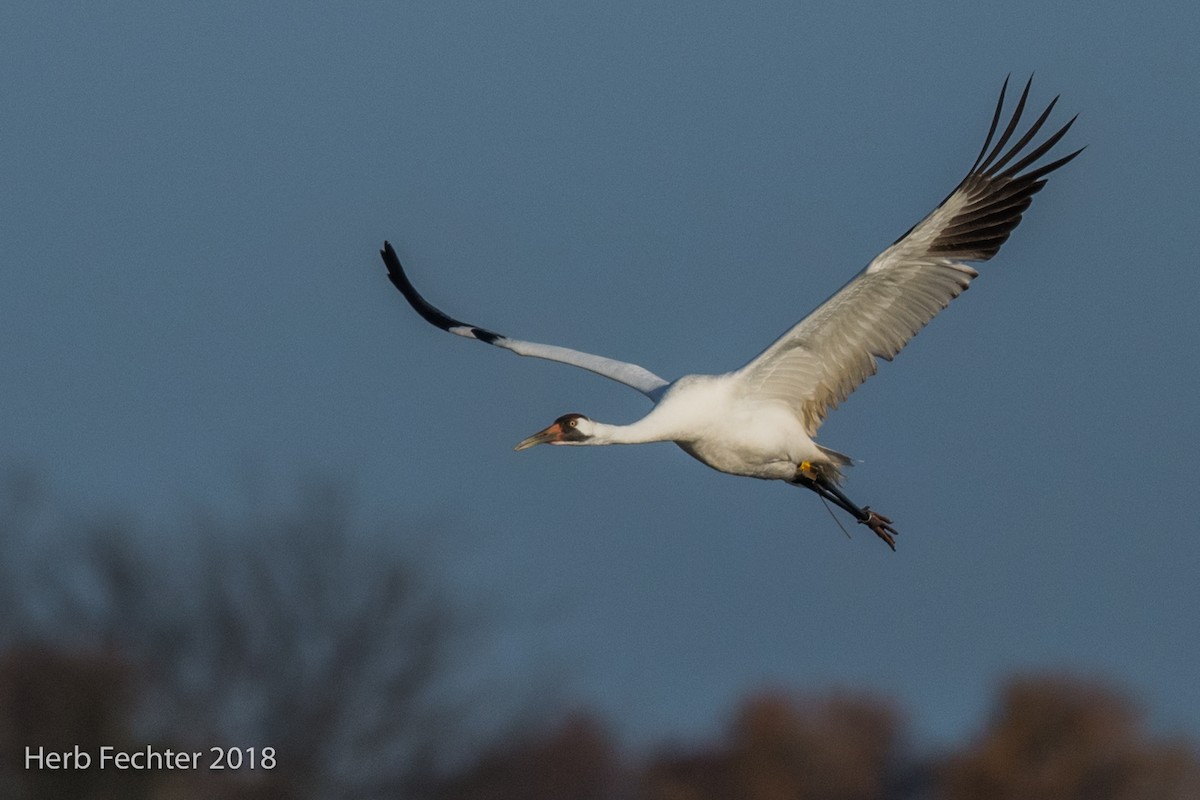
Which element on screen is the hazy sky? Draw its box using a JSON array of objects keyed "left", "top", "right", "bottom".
[{"left": 4, "top": 2, "right": 1198, "bottom": 748}]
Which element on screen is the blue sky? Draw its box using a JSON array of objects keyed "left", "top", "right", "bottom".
[{"left": 3, "top": 2, "right": 1198, "bottom": 748}]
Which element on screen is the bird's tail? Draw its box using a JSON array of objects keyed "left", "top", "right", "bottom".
[{"left": 816, "top": 444, "right": 854, "bottom": 484}]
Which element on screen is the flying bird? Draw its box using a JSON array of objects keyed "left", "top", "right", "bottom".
[{"left": 379, "top": 77, "right": 1080, "bottom": 550}]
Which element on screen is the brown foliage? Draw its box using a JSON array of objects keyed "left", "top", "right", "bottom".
[
  {"left": 0, "top": 647, "right": 138, "bottom": 800},
  {"left": 641, "top": 690, "right": 901, "bottom": 800},
  {"left": 437, "top": 714, "right": 622, "bottom": 800},
  {"left": 938, "top": 674, "right": 1200, "bottom": 800},
  {"left": 0, "top": 646, "right": 129, "bottom": 763},
  {"left": 3, "top": 476, "right": 1198, "bottom": 799}
]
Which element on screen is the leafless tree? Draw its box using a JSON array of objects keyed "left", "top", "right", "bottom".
[
  {"left": 0, "top": 473, "right": 487, "bottom": 799},
  {"left": 5, "top": 474, "right": 1199, "bottom": 800}
]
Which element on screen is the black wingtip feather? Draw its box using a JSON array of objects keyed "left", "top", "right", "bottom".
[
  {"left": 985, "top": 95, "right": 1059, "bottom": 177},
  {"left": 970, "top": 74, "right": 1010, "bottom": 172},
  {"left": 379, "top": 240, "right": 504, "bottom": 344},
  {"left": 920, "top": 78, "right": 1080, "bottom": 262},
  {"left": 979, "top": 76, "right": 1033, "bottom": 173}
]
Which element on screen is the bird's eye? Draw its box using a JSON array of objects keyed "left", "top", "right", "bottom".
[{"left": 569, "top": 419, "right": 577, "bottom": 427}]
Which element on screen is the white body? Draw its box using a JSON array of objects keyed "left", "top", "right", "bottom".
[{"left": 584, "top": 374, "right": 827, "bottom": 481}]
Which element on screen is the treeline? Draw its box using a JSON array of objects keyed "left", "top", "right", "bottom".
[
  {"left": 0, "top": 474, "right": 1196, "bottom": 799},
  {"left": 3, "top": 648, "right": 1197, "bottom": 800},
  {"left": 444, "top": 677, "right": 1200, "bottom": 800}
]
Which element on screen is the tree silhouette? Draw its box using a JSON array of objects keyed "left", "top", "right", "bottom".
[
  {"left": 640, "top": 690, "right": 902, "bottom": 800},
  {"left": 0, "top": 646, "right": 139, "bottom": 800},
  {"left": 938, "top": 674, "right": 1200, "bottom": 800},
  {"left": 0, "top": 474, "right": 483, "bottom": 799},
  {"left": 3, "top": 473, "right": 1198, "bottom": 799},
  {"left": 437, "top": 713, "right": 623, "bottom": 800}
]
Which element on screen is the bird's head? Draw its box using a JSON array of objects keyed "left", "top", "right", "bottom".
[{"left": 514, "top": 413, "right": 595, "bottom": 451}]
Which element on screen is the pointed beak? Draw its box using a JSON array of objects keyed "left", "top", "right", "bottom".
[{"left": 514, "top": 422, "right": 562, "bottom": 451}]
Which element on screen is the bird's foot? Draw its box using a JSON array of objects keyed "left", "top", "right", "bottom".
[{"left": 858, "top": 508, "right": 898, "bottom": 551}]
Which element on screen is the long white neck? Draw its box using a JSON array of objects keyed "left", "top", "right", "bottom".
[
  {"left": 577, "top": 376, "right": 723, "bottom": 446},
  {"left": 583, "top": 413, "right": 680, "bottom": 445}
]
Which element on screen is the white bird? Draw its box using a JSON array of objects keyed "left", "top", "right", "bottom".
[{"left": 380, "top": 77, "right": 1080, "bottom": 550}]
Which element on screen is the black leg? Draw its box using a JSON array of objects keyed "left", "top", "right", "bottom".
[
  {"left": 793, "top": 476, "right": 858, "bottom": 516},
  {"left": 819, "top": 479, "right": 870, "bottom": 520},
  {"left": 793, "top": 474, "right": 899, "bottom": 551}
]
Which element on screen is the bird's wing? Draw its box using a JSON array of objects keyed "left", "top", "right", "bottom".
[
  {"left": 380, "top": 242, "right": 671, "bottom": 401},
  {"left": 735, "top": 77, "right": 1082, "bottom": 437}
]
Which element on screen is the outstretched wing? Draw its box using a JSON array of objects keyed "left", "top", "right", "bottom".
[
  {"left": 380, "top": 242, "right": 671, "bottom": 401},
  {"left": 736, "top": 76, "right": 1082, "bottom": 436}
]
